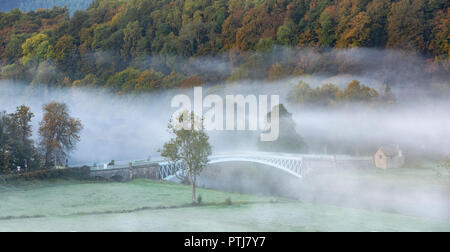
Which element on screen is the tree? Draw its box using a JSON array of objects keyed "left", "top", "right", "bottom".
[
  {"left": 277, "top": 25, "right": 295, "bottom": 46},
  {"left": 54, "top": 35, "right": 77, "bottom": 72},
  {"left": 38, "top": 102, "right": 83, "bottom": 168},
  {"left": 342, "top": 80, "right": 364, "bottom": 101},
  {"left": 121, "top": 21, "right": 142, "bottom": 60},
  {"left": 319, "top": 6, "right": 337, "bottom": 47},
  {"left": 160, "top": 111, "right": 212, "bottom": 203},
  {"left": 0, "top": 63, "right": 26, "bottom": 81},
  {"left": 288, "top": 80, "right": 383, "bottom": 106},
  {"left": 428, "top": 8, "right": 449, "bottom": 60},
  {"left": 0, "top": 111, "right": 10, "bottom": 173},
  {"left": 20, "top": 33, "right": 54, "bottom": 66},
  {"left": 134, "top": 69, "right": 164, "bottom": 91},
  {"left": 387, "top": 0, "right": 425, "bottom": 51},
  {"left": 314, "top": 83, "right": 341, "bottom": 106},
  {"left": 105, "top": 67, "right": 141, "bottom": 93},
  {"left": 342, "top": 80, "right": 379, "bottom": 103},
  {"left": 366, "top": 0, "right": 390, "bottom": 47},
  {"left": 255, "top": 37, "right": 274, "bottom": 52},
  {"left": 287, "top": 80, "right": 316, "bottom": 104},
  {"left": 221, "top": 8, "right": 244, "bottom": 50},
  {"left": 381, "top": 84, "right": 396, "bottom": 104},
  {"left": 7, "top": 105, "right": 37, "bottom": 171},
  {"left": 32, "top": 61, "right": 62, "bottom": 85},
  {"left": 161, "top": 70, "right": 186, "bottom": 89},
  {"left": 8, "top": 106, "right": 34, "bottom": 149},
  {"left": 92, "top": 23, "right": 113, "bottom": 50},
  {"left": 235, "top": 3, "right": 283, "bottom": 50},
  {"left": 258, "top": 104, "right": 307, "bottom": 153},
  {"left": 267, "top": 62, "right": 290, "bottom": 81},
  {"left": 337, "top": 11, "right": 371, "bottom": 47},
  {"left": 5, "top": 34, "right": 28, "bottom": 64}
]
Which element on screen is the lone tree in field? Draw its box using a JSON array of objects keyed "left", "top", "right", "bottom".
[
  {"left": 39, "top": 102, "right": 83, "bottom": 168},
  {"left": 160, "top": 111, "right": 211, "bottom": 203}
]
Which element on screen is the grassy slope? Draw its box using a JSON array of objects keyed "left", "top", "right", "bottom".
[{"left": 0, "top": 179, "right": 448, "bottom": 231}]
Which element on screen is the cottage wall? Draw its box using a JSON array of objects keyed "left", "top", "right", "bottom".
[
  {"left": 374, "top": 149, "right": 387, "bottom": 169},
  {"left": 374, "top": 146, "right": 405, "bottom": 169}
]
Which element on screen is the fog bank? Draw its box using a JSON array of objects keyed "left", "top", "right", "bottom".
[{"left": 1, "top": 75, "right": 449, "bottom": 165}]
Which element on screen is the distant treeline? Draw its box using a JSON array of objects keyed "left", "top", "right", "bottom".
[
  {"left": 0, "top": 0, "right": 92, "bottom": 15},
  {"left": 0, "top": 0, "right": 448, "bottom": 94},
  {"left": 288, "top": 80, "right": 396, "bottom": 107}
]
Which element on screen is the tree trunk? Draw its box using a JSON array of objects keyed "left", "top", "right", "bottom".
[
  {"left": 191, "top": 169, "right": 196, "bottom": 203},
  {"left": 192, "top": 182, "right": 196, "bottom": 203},
  {"left": 189, "top": 169, "right": 196, "bottom": 203}
]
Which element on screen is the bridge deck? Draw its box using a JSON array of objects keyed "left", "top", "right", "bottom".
[{"left": 70, "top": 152, "right": 373, "bottom": 181}]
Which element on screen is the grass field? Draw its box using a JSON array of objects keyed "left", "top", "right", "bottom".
[{"left": 0, "top": 179, "right": 448, "bottom": 231}]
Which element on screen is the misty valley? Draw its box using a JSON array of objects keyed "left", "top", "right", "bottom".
[{"left": 1, "top": 64, "right": 448, "bottom": 231}]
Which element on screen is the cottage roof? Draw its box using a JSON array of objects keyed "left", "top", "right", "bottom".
[{"left": 379, "top": 145, "right": 400, "bottom": 157}]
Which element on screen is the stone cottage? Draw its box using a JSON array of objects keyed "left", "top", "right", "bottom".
[{"left": 374, "top": 145, "right": 405, "bottom": 169}]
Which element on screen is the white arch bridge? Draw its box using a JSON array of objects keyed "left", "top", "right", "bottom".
[
  {"left": 82, "top": 152, "right": 373, "bottom": 181},
  {"left": 158, "top": 152, "right": 305, "bottom": 179}
]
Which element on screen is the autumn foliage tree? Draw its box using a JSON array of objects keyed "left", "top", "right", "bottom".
[
  {"left": 387, "top": 0, "right": 426, "bottom": 51},
  {"left": 0, "top": 106, "right": 39, "bottom": 173},
  {"left": 39, "top": 102, "right": 83, "bottom": 168},
  {"left": 0, "top": 0, "right": 448, "bottom": 92},
  {"left": 7, "top": 105, "right": 38, "bottom": 170},
  {"left": 288, "top": 79, "right": 382, "bottom": 107},
  {"left": 160, "top": 111, "right": 211, "bottom": 203},
  {"left": 0, "top": 103, "right": 84, "bottom": 174}
]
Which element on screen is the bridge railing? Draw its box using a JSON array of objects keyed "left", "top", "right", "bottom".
[
  {"left": 87, "top": 159, "right": 164, "bottom": 171},
  {"left": 212, "top": 151, "right": 370, "bottom": 160},
  {"left": 71, "top": 152, "right": 372, "bottom": 173}
]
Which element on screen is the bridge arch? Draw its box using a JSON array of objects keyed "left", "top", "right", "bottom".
[
  {"left": 207, "top": 157, "right": 303, "bottom": 179},
  {"left": 158, "top": 153, "right": 304, "bottom": 179}
]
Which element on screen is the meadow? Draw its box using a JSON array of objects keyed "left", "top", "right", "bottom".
[{"left": 0, "top": 179, "right": 448, "bottom": 232}]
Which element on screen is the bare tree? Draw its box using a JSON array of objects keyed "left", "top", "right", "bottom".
[
  {"left": 160, "top": 111, "right": 211, "bottom": 203},
  {"left": 39, "top": 102, "right": 83, "bottom": 168}
]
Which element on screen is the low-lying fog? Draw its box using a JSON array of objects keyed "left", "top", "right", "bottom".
[
  {"left": 1, "top": 77, "right": 449, "bottom": 164},
  {"left": 198, "top": 162, "right": 450, "bottom": 220}
]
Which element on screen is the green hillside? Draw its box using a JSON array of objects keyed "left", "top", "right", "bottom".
[{"left": 0, "top": 0, "right": 448, "bottom": 93}]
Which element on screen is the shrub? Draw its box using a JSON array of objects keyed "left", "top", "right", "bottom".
[
  {"left": 0, "top": 166, "right": 90, "bottom": 182},
  {"left": 225, "top": 197, "right": 232, "bottom": 206}
]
